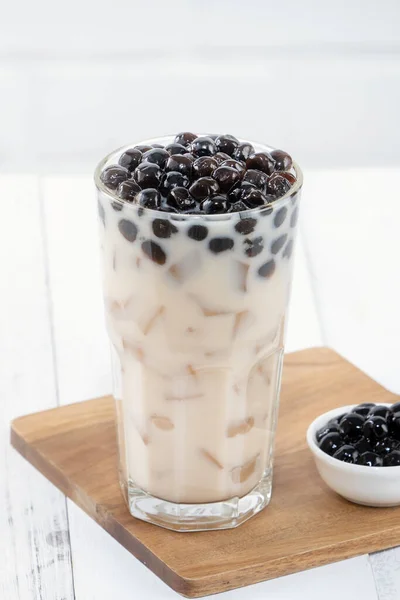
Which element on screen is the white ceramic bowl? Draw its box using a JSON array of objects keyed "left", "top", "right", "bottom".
[{"left": 307, "top": 404, "right": 400, "bottom": 507}]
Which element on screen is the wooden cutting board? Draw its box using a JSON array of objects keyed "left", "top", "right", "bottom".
[{"left": 10, "top": 348, "right": 400, "bottom": 597}]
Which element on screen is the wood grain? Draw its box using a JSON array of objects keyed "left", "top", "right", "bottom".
[
  {"left": 0, "top": 175, "right": 74, "bottom": 600},
  {"left": 11, "top": 347, "right": 400, "bottom": 598}
]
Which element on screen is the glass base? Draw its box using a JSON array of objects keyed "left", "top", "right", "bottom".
[{"left": 123, "top": 469, "right": 273, "bottom": 532}]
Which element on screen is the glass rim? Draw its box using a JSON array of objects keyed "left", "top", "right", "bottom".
[{"left": 94, "top": 134, "right": 303, "bottom": 220}]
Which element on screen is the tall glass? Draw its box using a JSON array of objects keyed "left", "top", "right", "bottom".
[{"left": 95, "top": 136, "right": 303, "bottom": 531}]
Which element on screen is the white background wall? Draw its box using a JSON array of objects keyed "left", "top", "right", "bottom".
[{"left": 1, "top": 0, "right": 399, "bottom": 172}]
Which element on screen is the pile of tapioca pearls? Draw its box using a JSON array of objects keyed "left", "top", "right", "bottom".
[{"left": 100, "top": 132, "right": 297, "bottom": 214}]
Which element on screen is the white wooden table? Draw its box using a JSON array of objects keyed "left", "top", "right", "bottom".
[{"left": 1, "top": 170, "right": 400, "bottom": 600}]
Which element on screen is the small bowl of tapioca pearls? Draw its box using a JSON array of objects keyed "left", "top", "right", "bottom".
[{"left": 307, "top": 402, "right": 400, "bottom": 507}]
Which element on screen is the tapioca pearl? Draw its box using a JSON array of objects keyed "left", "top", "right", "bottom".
[
  {"left": 213, "top": 152, "right": 231, "bottom": 165},
  {"left": 243, "top": 236, "right": 264, "bottom": 258},
  {"left": 161, "top": 171, "right": 190, "bottom": 196},
  {"left": 135, "top": 144, "right": 153, "bottom": 153},
  {"left": 212, "top": 166, "right": 241, "bottom": 193},
  {"left": 118, "top": 148, "right": 142, "bottom": 172},
  {"left": 100, "top": 165, "right": 129, "bottom": 190},
  {"left": 137, "top": 188, "right": 162, "bottom": 210},
  {"left": 193, "top": 156, "right": 218, "bottom": 178},
  {"left": 187, "top": 224, "right": 208, "bottom": 241},
  {"left": 273, "top": 206, "right": 288, "bottom": 228},
  {"left": 258, "top": 259, "right": 276, "bottom": 279},
  {"left": 209, "top": 237, "right": 234, "bottom": 254},
  {"left": 183, "top": 152, "right": 195, "bottom": 163},
  {"left": 215, "top": 134, "right": 239, "bottom": 157},
  {"left": 190, "top": 136, "right": 216, "bottom": 157},
  {"left": 243, "top": 169, "right": 268, "bottom": 192},
  {"left": 271, "top": 233, "right": 288, "bottom": 255},
  {"left": 290, "top": 206, "right": 299, "bottom": 227},
  {"left": 118, "top": 219, "right": 138, "bottom": 243},
  {"left": 174, "top": 132, "right": 198, "bottom": 147},
  {"left": 246, "top": 152, "right": 275, "bottom": 175},
  {"left": 233, "top": 142, "right": 254, "bottom": 162},
  {"left": 134, "top": 162, "right": 163, "bottom": 189},
  {"left": 167, "top": 187, "right": 197, "bottom": 212},
  {"left": 98, "top": 199, "right": 105, "bottom": 226},
  {"left": 270, "top": 149, "right": 293, "bottom": 171},
  {"left": 268, "top": 173, "right": 291, "bottom": 198},
  {"left": 235, "top": 217, "right": 257, "bottom": 235},
  {"left": 152, "top": 218, "right": 178, "bottom": 239},
  {"left": 142, "top": 148, "right": 169, "bottom": 169},
  {"left": 281, "top": 172, "right": 296, "bottom": 185},
  {"left": 201, "top": 195, "right": 229, "bottom": 214},
  {"left": 220, "top": 159, "right": 245, "bottom": 175},
  {"left": 189, "top": 177, "right": 219, "bottom": 201},
  {"left": 242, "top": 188, "right": 267, "bottom": 208},
  {"left": 283, "top": 239, "right": 294, "bottom": 259},
  {"left": 165, "top": 155, "right": 193, "bottom": 177},
  {"left": 151, "top": 143, "right": 165, "bottom": 148},
  {"left": 141, "top": 240, "right": 167, "bottom": 265},
  {"left": 116, "top": 179, "right": 141, "bottom": 202},
  {"left": 165, "top": 143, "right": 187, "bottom": 155}
]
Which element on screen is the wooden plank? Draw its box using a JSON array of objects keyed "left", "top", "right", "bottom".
[
  {"left": 0, "top": 175, "right": 74, "bottom": 599},
  {"left": 11, "top": 348, "right": 396, "bottom": 598}
]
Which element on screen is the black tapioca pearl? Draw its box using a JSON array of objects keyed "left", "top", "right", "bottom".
[
  {"left": 141, "top": 240, "right": 167, "bottom": 265},
  {"left": 152, "top": 218, "right": 178, "bottom": 239},
  {"left": 165, "top": 155, "right": 193, "bottom": 177},
  {"left": 270, "top": 149, "right": 293, "bottom": 171},
  {"left": 189, "top": 177, "right": 219, "bottom": 201},
  {"left": 283, "top": 239, "right": 294, "bottom": 259},
  {"left": 118, "top": 148, "right": 142, "bottom": 172},
  {"left": 290, "top": 206, "right": 299, "bottom": 227},
  {"left": 151, "top": 143, "right": 164, "bottom": 148},
  {"left": 242, "top": 188, "right": 268, "bottom": 208},
  {"left": 183, "top": 152, "right": 195, "bottom": 163},
  {"left": 273, "top": 206, "right": 288, "bottom": 228},
  {"left": 167, "top": 187, "right": 197, "bottom": 212},
  {"left": 161, "top": 171, "right": 190, "bottom": 196},
  {"left": 221, "top": 159, "right": 245, "bottom": 175},
  {"left": 135, "top": 144, "right": 153, "bottom": 153},
  {"left": 233, "top": 142, "right": 254, "bottom": 162},
  {"left": 192, "top": 156, "right": 218, "bottom": 178},
  {"left": 98, "top": 199, "right": 106, "bottom": 225},
  {"left": 142, "top": 148, "right": 169, "bottom": 168},
  {"left": 201, "top": 195, "right": 228, "bottom": 214},
  {"left": 165, "top": 143, "right": 187, "bottom": 155},
  {"left": 228, "top": 201, "right": 249, "bottom": 213},
  {"left": 246, "top": 152, "right": 275, "bottom": 175},
  {"left": 235, "top": 218, "right": 257, "bottom": 235},
  {"left": 212, "top": 166, "right": 241, "bottom": 193},
  {"left": 258, "top": 259, "right": 276, "bottom": 279},
  {"left": 134, "top": 162, "right": 163, "bottom": 189},
  {"left": 117, "top": 179, "right": 141, "bottom": 202},
  {"left": 100, "top": 165, "right": 129, "bottom": 190},
  {"left": 209, "top": 237, "right": 234, "bottom": 254},
  {"left": 137, "top": 188, "right": 162, "bottom": 210},
  {"left": 118, "top": 219, "right": 138, "bottom": 242},
  {"left": 244, "top": 236, "right": 264, "bottom": 258},
  {"left": 215, "top": 134, "right": 239, "bottom": 156},
  {"left": 174, "top": 132, "right": 198, "bottom": 147},
  {"left": 213, "top": 152, "right": 231, "bottom": 165},
  {"left": 281, "top": 172, "right": 296, "bottom": 185},
  {"left": 190, "top": 136, "right": 216, "bottom": 157},
  {"left": 271, "top": 234, "right": 288, "bottom": 255},
  {"left": 268, "top": 173, "right": 291, "bottom": 198},
  {"left": 187, "top": 224, "right": 208, "bottom": 241},
  {"left": 243, "top": 169, "right": 269, "bottom": 192}
]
